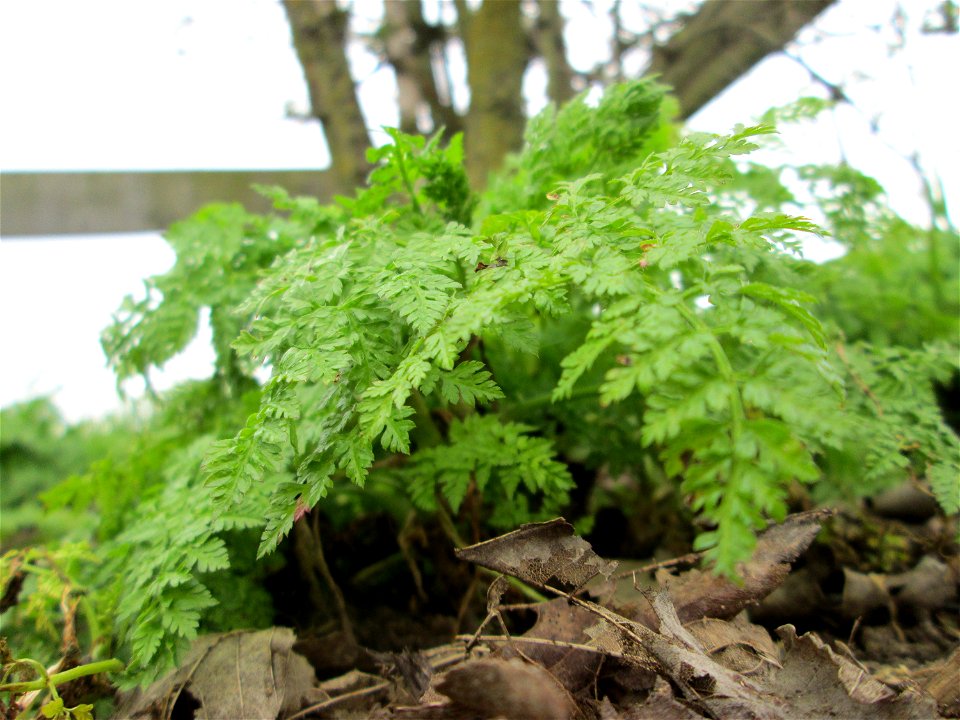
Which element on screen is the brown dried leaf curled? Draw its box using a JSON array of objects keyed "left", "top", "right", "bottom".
[
  {"left": 436, "top": 657, "right": 575, "bottom": 720},
  {"left": 113, "top": 628, "right": 316, "bottom": 720},
  {"left": 768, "top": 625, "right": 940, "bottom": 720},
  {"left": 455, "top": 518, "right": 618, "bottom": 590},
  {"left": 619, "top": 509, "right": 833, "bottom": 629}
]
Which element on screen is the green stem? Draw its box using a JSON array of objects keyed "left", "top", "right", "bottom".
[
  {"left": 77, "top": 596, "right": 103, "bottom": 658},
  {"left": 912, "top": 158, "right": 950, "bottom": 304},
  {"left": 926, "top": 228, "right": 944, "bottom": 307},
  {"left": 0, "top": 658, "right": 124, "bottom": 694},
  {"left": 434, "top": 498, "right": 546, "bottom": 603},
  {"left": 675, "top": 303, "right": 746, "bottom": 510},
  {"left": 394, "top": 145, "right": 423, "bottom": 216},
  {"left": 505, "top": 384, "right": 604, "bottom": 416},
  {"left": 434, "top": 495, "right": 466, "bottom": 547},
  {"left": 410, "top": 389, "right": 443, "bottom": 448},
  {"left": 288, "top": 418, "right": 301, "bottom": 459}
]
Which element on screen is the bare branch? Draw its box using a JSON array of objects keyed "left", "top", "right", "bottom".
[
  {"left": 533, "top": 0, "right": 576, "bottom": 104},
  {"left": 382, "top": 0, "right": 461, "bottom": 135},
  {"left": 649, "top": 0, "right": 836, "bottom": 118},
  {"left": 283, "top": 0, "right": 371, "bottom": 192}
]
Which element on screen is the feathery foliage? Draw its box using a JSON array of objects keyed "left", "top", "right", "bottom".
[{"left": 3, "top": 80, "right": 957, "bottom": 687}]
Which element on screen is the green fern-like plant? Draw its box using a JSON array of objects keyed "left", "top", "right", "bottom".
[{"left": 8, "top": 79, "right": 956, "bottom": 686}]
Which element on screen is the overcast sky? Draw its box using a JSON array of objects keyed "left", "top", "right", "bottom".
[{"left": 1, "top": 0, "right": 957, "bottom": 421}]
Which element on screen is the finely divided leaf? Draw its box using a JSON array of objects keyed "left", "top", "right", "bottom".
[{"left": 439, "top": 361, "right": 505, "bottom": 406}]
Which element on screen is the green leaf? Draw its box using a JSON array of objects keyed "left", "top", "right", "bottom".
[
  {"left": 439, "top": 361, "right": 505, "bottom": 406},
  {"left": 189, "top": 537, "right": 230, "bottom": 573},
  {"left": 382, "top": 405, "right": 416, "bottom": 454},
  {"left": 28, "top": 79, "right": 957, "bottom": 686},
  {"left": 377, "top": 267, "right": 460, "bottom": 335},
  {"left": 336, "top": 430, "right": 375, "bottom": 487},
  {"left": 928, "top": 460, "right": 960, "bottom": 515},
  {"left": 131, "top": 615, "right": 164, "bottom": 666},
  {"left": 69, "top": 705, "right": 95, "bottom": 720},
  {"left": 41, "top": 699, "right": 65, "bottom": 719},
  {"left": 423, "top": 328, "right": 461, "bottom": 369},
  {"left": 739, "top": 282, "right": 826, "bottom": 349}
]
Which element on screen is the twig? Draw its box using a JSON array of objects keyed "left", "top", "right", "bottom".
[
  {"left": 835, "top": 342, "right": 884, "bottom": 416},
  {"left": 58, "top": 586, "right": 80, "bottom": 657},
  {"left": 311, "top": 512, "right": 356, "bottom": 646},
  {"left": 435, "top": 496, "right": 546, "bottom": 604},
  {"left": 162, "top": 636, "right": 225, "bottom": 720},
  {"left": 397, "top": 510, "right": 428, "bottom": 602},
  {"left": 455, "top": 634, "right": 628, "bottom": 661},
  {"left": 284, "top": 680, "right": 391, "bottom": 720},
  {"left": 573, "top": 550, "right": 704, "bottom": 596},
  {"left": 783, "top": 51, "right": 850, "bottom": 103}
]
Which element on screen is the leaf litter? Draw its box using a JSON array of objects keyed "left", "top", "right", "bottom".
[
  {"left": 115, "top": 511, "right": 954, "bottom": 719},
  {"left": 113, "top": 628, "right": 317, "bottom": 720}
]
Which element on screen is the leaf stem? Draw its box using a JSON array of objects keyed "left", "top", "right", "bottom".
[
  {"left": 675, "top": 301, "right": 748, "bottom": 560},
  {"left": 0, "top": 658, "right": 124, "bottom": 694},
  {"left": 394, "top": 144, "right": 423, "bottom": 216},
  {"left": 411, "top": 389, "right": 443, "bottom": 448},
  {"left": 676, "top": 304, "right": 745, "bottom": 437},
  {"left": 505, "top": 384, "right": 604, "bottom": 415},
  {"left": 435, "top": 493, "right": 546, "bottom": 603}
]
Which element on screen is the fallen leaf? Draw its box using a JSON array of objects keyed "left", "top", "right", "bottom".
[
  {"left": 616, "top": 510, "right": 832, "bottom": 629},
  {"left": 887, "top": 556, "right": 958, "bottom": 611},
  {"left": 601, "top": 676, "right": 704, "bottom": 719},
  {"left": 579, "top": 592, "right": 786, "bottom": 719},
  {"left": 767, "top": 625, "right": 940, "bottom": 719},
  {"left": 112, "top": 628, "right": 316, "bottom": 720},
  {"left": 748, "top": 566, "right": 827, "bottom": 625},
  {"left": 684, "top": 615, "right": 781, "bottom": 675},
  {"left": 435, "top": 657, "right": 575, "bottom": 720},
  {"left": 917, "top": 646, "right": 960, "bottom": 717},
  {"left": 371, "top": 649, "right": 433, "bottom": 702},
  {"left": 510, "top": 597, "right": 608, "bottom": 691},
  {"left": 836, "top": 567, "right": 891, "bottom": 618},
  {"left": 455, "top": 518, "right": 618, "bottom": 591}
]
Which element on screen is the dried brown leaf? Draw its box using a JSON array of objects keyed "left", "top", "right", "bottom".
[
  {"left": 888, "top": 556, "right": 958, "bottom": 611},
  {"left": 616, "top": 510, "right": 832, "bottom": 629},
  {"left": 685, "top": 616, "right": 781, "bottom": 673},
  {"left": 767, "top": 625, "right": 941, "bottom": 719},
  {"left": 603, "top": 676, "right": 705, "bottom": 719},
  {"left": 505, "top": 597, "right": 606, "bottom": 692},
  {"left": 918, "top": 646, "right": 960, "bottom": 717},
  {"left": 837, "top": 568, "right": 891, "bottom": 618},
  {"left": 113, "top": 628, "right": 316, "bottom": 720},
  {"left": 578, "top": 592, "right": 786, "bottom": 719},
  {"left": 371, "top": 649, "right": 433, "bottom": 702},
  {"left": 435, "top": 657, "right": 575, "bottom": 720},
  {"left": 455, "top": 518, "right": 618, "bottom": 590}
]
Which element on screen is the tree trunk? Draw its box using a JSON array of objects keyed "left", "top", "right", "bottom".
[
  {"left": 534, "top": 0, "right": 575, "bottom": 105},
  {"left": 383, "top": 1, "right": 460, "bottom": 136},
  {"left": 283, "top": 0, "right": 371, "bottom": 193},
  {"left": 460, "top": 0, "right": 529, "bottom": 189},
  {"left": 649, "top": 0, "right": 835, "bottom": 119}
]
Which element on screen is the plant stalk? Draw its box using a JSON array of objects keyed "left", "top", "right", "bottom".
[{"left": 0, "top": 658, "right": 124, "bottom": 694}]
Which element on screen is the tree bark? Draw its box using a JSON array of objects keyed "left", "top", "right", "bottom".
[
  {"left": 382, "top": 1, "right": 460, "bottom": 137},
  {"left": 649, "top": 0, "right": 835, "bottom": 119},
  {"left": 283, "top": 0, "right": 371, "bottom": 193},
  {"left": 461, "top": 0, "right": 529, "bottom": 189},
  {"left": 534, "top": 0, "right": 575, "bottom": 105}
]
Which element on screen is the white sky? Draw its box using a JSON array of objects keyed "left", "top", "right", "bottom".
[{"left": 1, "top": 0, "right": 957, "bottom": 421}]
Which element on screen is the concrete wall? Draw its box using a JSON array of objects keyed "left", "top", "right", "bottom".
[{"left": 1, "top": 170, "right": 336, "bottom": 236}]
